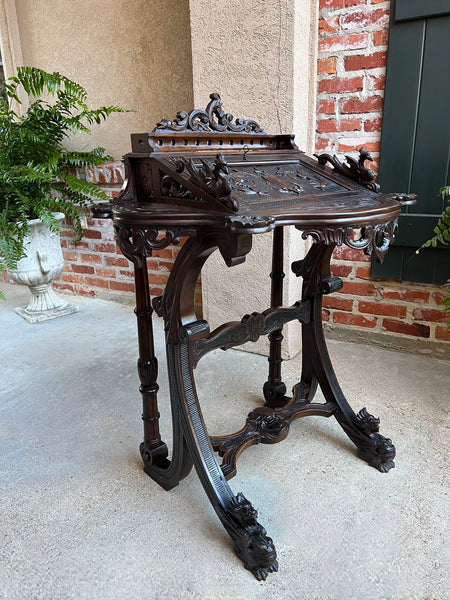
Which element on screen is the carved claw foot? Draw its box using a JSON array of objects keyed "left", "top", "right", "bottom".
[
  {"left": 251, "top": 561, "right": 279, "bottom": 582},
  {"left": 222, "top": 493, "right": 278, "bottom": 581},
  {"left": 340, "top": 408, "right": 396, "bottom": 473},
  {"left": 357, "top": 435, "right": 395, "bottom": 473}
]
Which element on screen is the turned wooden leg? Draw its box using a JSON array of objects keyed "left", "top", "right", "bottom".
[
  {"left": 136, "top": 256, "right": 194, "bottom": 489},
  {"left": 292, "top": 241, "right": 396, "bottom": 473},
  {"left": 263, "top": 226, "right": 288, "bottom": 407},
  {"left": 116, "top": 226, "right": 193, "bottom": 491},
  {"left": 133, "top": 259, "right": 167, "bottom": 464}
]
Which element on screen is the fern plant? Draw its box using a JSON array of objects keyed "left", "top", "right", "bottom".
[
  {"left": 0, "top": 66, "right": 127, "bottom": 286},
  {"left": 420, "top": 186, "right": 450, "bottom": 250},
  {"left": 419, "top": 186, "right": 450, "bottom": 329}
]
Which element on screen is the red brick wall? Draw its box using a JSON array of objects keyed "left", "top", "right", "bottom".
[
  {"left": 317, "top": 0, "right": 389, "bottom": 164},
  {"left": 316, "top": 0, "right": 449, "bottom": 353},
  {"left": 53, "top": 164, "right": 199, "bottom": 307},
  {"left": 323, "top": 246, "right": 450, "bottom": 347}
]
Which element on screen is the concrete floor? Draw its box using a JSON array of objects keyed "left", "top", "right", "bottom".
[{"left": 1, "top": 281, "right": 449, "bottom": 600}]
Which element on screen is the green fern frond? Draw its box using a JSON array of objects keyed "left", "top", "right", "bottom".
[
  {"left": 82, "top": 105, "right": 130, "bottom": 125},
  {"left": 0, "top": 66, "right": 130, "bottom": 288},
  {"left": 57, "top": 174, "right": 109, "bottom": 200},
  {"left": 34, "top": 209, "right": 61, "bottom": 233},
  {"left": 419, "top": 187, "right": 450, "bottom": 250},
  {"left": 418, "top": 187, "right": 450, "bottom": 329},
  {"left": 10, "top": 67, "right": 88, "bottom": 104},
  {"left": 60, "top": 148, "right": 111, "bottom": 168},
  {"left": 0, "top": 208, "right": 27, "bottom": 268}
]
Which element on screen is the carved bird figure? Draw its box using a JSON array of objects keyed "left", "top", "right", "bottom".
[{"left": 345, "top": 147, "right": 376, "bottom": 186}]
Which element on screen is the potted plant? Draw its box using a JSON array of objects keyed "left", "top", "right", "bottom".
[
  {"left": 419, "top": 185, "right": 450, "bottom": 329},
  {"left": 0, "top": 66, "right": 126, "bottom": 322}
]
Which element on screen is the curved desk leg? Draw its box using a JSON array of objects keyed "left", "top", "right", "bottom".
[
  {"left": 116, "top": 228, "right": 193, "bottom": 491},
  {"left": 171, "top": 331, "right": 278, "bottom": 580},
  {"left": 293, "top": 241, "right": 396, "bottom": 473},
  {"left": 136, "top": 255, "right": 195, "bottom": 490},
  {"left": 154, "top": 230, "right": 278, "bottom": 580}
]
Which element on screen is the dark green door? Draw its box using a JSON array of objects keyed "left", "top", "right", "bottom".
[{"left": 372, "top": 0, "right": 450, "bottom": 284}]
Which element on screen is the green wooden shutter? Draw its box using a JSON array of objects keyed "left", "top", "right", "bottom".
[{"left": 372, "top": 0, "right": 450, "bottom": 284}]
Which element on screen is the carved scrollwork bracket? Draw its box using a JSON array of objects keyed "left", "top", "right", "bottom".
[
  {"left": 314, "top": 146, "right": 380, "bottom": 192},
  {"left": 160, "top": 173, "right": 202, "bottom": 202},
  {"left": 346, "top": 221, "right": 398, "bottom": 262},
  {"left": 300, "top": 219, "right": 398, "bottom": 263},
  {"left": 228, "top": 214, "right": 276, "bottom": 233},
  {"left": 115, "top": 226, "right": 197, "bottom": 267},
  {"left": 155, "top": 92, "right": 265, "bottom": 134},
  {"left": 300, "top": 226, "right": 353, "bottom": 246}
]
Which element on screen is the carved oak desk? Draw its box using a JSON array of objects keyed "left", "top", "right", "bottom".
[{"left": 113, "top": 94, "right": 414, "bottom": 581}]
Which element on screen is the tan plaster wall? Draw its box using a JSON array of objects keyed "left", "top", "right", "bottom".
[
  {"left": 190, "top": 0, "right": 295, "bottom": 135},
  {"left": 7, "top": 0, "right": 194, "bottom": 158},
  {"left": 189, "top": 0, "right": 318, "bottom": 358}
]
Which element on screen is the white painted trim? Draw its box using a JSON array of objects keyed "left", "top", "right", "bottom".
[
  {"left": 0, "top": 0, "right": 27, "bottom": 109},
  {"left": 0, "top": 0, "right": 23, "bottom": 77}
]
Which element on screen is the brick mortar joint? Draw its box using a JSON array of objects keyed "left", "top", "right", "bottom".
[
  {"left": 78, "top": 161, "right": 125, "bottom": 185},
  {"left": 317, "top": 67, "right": 387, "bottom": 82},
  {"left": 320, "top": 4, "right": 389, "bottom": 19},
  {"left": 327, "top": 320, "right": 443, "bottom": 343},
  {"left": 317, "top": 88, "right": 385, "bottom": 99},
  {"left": 329, "top": 288, "right": 442, "bottom": 311},
  {"left": 351, "top": 305, "right": 423, "bottom": 323},
  {"left": 326, "top": 305, "right": 440, "bottom": 331}
]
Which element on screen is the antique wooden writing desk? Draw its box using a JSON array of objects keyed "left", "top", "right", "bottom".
[{"left": 112, "top": 94, "right": 414, "bottom": 580}]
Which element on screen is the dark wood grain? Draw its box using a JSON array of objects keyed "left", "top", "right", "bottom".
[{"left": 113, "top": 94, "right": 405, "bottom": 580}]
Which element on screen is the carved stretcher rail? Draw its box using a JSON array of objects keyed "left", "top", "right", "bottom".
[
  {"left": 190, "top": 301, "right": 311, "bottom": 367},
  {"left": 211, "top": 383, "right": 336, "bottom": 480}
]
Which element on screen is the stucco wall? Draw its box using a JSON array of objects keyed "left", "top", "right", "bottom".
[
  {"left": 189, "top": 0, "right": 317, "bottom": 150},
  {"left": 2, "top": 0, "right": 194, "bottom": 159},
  {"left": 189, "top": 0, "right": 318, "bottom": 358}
]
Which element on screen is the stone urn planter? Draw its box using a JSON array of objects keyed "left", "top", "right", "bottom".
[{"left": 9, "top": 213, "right": 78, "bottom": 323}]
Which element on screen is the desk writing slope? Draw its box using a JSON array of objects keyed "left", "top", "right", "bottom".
[{"left": 113, "top": 93, "right": 413, "bottom": 581}]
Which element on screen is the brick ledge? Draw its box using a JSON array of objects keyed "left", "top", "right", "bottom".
[{"left": 324, "top": 324, "right": 450, "bottom": 360}]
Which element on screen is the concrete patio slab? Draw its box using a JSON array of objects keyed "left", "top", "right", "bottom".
[{"left": 1, "top": 282, "right": 448, "bottom": 600}]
